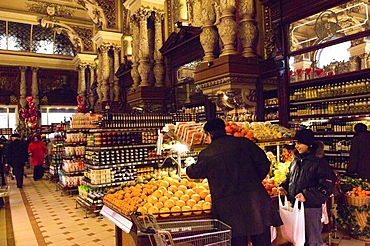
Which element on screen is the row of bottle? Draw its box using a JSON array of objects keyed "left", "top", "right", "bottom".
[
  {"left": 71, "top": 113, "right": 102, "bottom": 129},
  {"left": 310, "top": 121, "right": 359, "bottom": 132},
  {"left": 328, "top": 157, "right": 348, "bottom": 170},
  {"left": 172, "top": 113, "right": 198, "bottom": 123},
  {"left": 85, "top": 147, "right": 150, "bottom": 166},
  {"left": 100, "top": 113, "right": 173, "bottom": 128},
  {"left": 59, "top": 174, "right": 84, "bottom": 187},
  {"left": 62, "top": 160, "right": 85, "bottom": 173},
  {"left": 52, "top": 154, "right": 63, "bottom": 164},
  {"left": 322, "top": 139, "right": 351, "bottom": 152},
  {"left": 291, "top": 79, "right": 370, "bottom": 100},
  {"left": 86, "top": 131, "right": 157, "bottom": 147},
  {"left": 290, "top": 98, "right": 370, "bottom": 116}
]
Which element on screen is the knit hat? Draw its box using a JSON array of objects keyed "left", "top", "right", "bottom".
[
  {"left": 204, "top": 118, "right": 226, "bottom": 132},
  {"left": 294, "top": 129, "right": 315, "bottom": 146}
]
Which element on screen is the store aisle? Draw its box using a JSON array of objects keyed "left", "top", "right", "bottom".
[
  {"left": 2, "top": 168, "right": 370, "bottom": 246},
  {"left": 3, "top": 168, "right": 115, "bottom": 246}
]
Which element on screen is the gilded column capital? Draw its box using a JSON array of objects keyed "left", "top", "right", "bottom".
[{"left": 19, "top": 66, "right": 27, "bottom": 72}]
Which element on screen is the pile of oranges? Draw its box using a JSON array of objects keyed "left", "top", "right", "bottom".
[
  {"left": 225, "top": 122, "right": 254, "bottom": 140},
  {"left": 104, "top": 175, "right": 212, "bottom": 217},
  {"left": 262, "top": 178, "right": 278, "bottom": 196},
  {"left": 348, "top": 186, "right": 370, "bottom": 197}
]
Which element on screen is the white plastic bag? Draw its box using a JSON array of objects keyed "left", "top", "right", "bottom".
[{"left": 278, "top": 195, "right": 305, "bottom": 246}]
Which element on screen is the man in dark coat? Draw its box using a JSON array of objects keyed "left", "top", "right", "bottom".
[
  {"left": 186, "top": 118, "right": 282, "bottom": 246},
  {"left": 7, "top": 134, "right": 28, "bottom": 188},
  {"left": 348, "top": 123, "right": 370, "bottom": 180}
]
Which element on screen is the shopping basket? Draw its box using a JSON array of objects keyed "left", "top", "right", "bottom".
[{"left": 131, "top": 212, "right": 232, "bottom": 246}]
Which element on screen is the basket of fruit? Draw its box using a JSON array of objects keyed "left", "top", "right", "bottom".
[
  {"left": 344, "top": 185, "right": 370, "bottom": 206},
  {"left": 344, "top": 193, "right": 370, "bottom": 206}
]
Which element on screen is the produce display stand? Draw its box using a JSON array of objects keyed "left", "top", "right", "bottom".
[
  {"left": 101, "top": 201, "right": 212, "bottom": 246},
  {"left": 75, "top": 196, "right": 103, "bottom": 218},
  {"left": 56, "top": 182, "right": 79, "bottom": 196}
]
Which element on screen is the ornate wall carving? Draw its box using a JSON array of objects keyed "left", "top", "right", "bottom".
[
  {"left": 71, "top": 26, "right": 94, "bottom": 52},
  {"left": 26, "top": 2, "right": 74, "bottom": 18},
  {"left": 95, "top": 0, "right": 117, "bottom": 29}
]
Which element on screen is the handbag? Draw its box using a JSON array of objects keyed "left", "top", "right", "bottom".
[{"left": 278, "top": 195, "right": 305, "bottom": 246}]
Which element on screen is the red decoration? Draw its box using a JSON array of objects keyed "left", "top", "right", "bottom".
[
  {"left": 32, "top": 122, "right": 38, "bottom": 129},
  {"left": 77, "top": 104, "right": 86, "bottom": 111},
  {"left": 26, "top": 96, "right": 33, "bottom": 102},
  {"left": 296, "top": 69, "right": 303, "bottom": 77},
  {"left": 21, "top": 108, "right": 28, "bottom": 113},
  {"left": 289, "top": 70, "right": 294, "bottom": 77},
  {"left": 315, "top": 69, "right": 325, "bottom": 78},
  {"left": 77, "top": 96, "right": 83, "bottom": 104},
  {"left": 327, "top": 71, "right": 335, "bottom": 76},
  {"left": 30, "top": 116, "right": 37, "bottom": 122},
  {"left": 29, "top": 102, "right": 35, "bottom": 107},
  {"left": 305, "top": 68, "right": 312, "bottom": 76},
  {"left": 21, "top": 113, "right": 28, "bottom": 118}
]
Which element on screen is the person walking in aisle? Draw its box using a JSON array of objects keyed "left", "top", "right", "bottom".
[
  {"left": 347, "top": 123, "right": 370, "bottom": 181},
  {"left": 186, "top": 118, "right": 282, "bottom": 246},
  {"left": 279, "top": 129, "right": 337, "bottom": 246},
  {"left": 7, "top": 134, "right": 28, "bottom": 188},
  {"left": 28, "top": 134, "right": 48, "bottom": 181}
]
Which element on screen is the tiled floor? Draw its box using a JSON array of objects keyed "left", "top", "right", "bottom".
[{"left": 1, "top": 168, "right": 370, "bottom": 246}]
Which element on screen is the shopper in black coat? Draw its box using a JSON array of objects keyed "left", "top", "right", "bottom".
[
  {"left": 7, "top": 134, "right": 28, "bottom": 188},
  {"left": 348, "top": 123, "right": 370, "bottom": 181},
  {"left": 280, "top": 129, "right": 336, "bottom": 246},
  {"left": 186, "top": 118, "right": 282, "bottom": 246}
]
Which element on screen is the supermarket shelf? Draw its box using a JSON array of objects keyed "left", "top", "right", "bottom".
[
  {"left": 86, "top": 144, "right": 156, "bottom": 150},
  {"left": 64, "top": 142, "right": 87, "bottom": 146},
  {"left": 60, "top": 170, "right": 84, "bottom": 176},
  {"left": 62, "top": 155, "right": 85, "bottom": 159},
  {"left": 290, "top": 92, "right": 370, "bottom": 105},
  {"left": 255, "top": 139, "right": 293, "bottom": 148},
  {"left": 265, "top": 105, "right": 279, "bottom": 109},
  {"left": 84, "top": 159, "right": 161, "bottom": 169},
  {"left": 290, "top": 113, "right": 370, "bottom": 120},
  {"left": 56, "top": 182, "right": 79, "bottom": 196},
  {"left": 82, "top": 179, "right": 127, "bottom": 188},
  {"left": 89, "top": 128, "right": 159, "bottom": 132},
  {"left": 324, "top": 151, "right": 350, "bottom": 157},
  {"left": 314, "top": 133, "right": 354, "bottom": 138},
  {"left": 75, "top": 196, "right": 103, "bottom": 218}
]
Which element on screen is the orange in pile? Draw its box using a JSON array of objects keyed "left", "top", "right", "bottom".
[
  {"left": 225, "top": 121, "right": 254, "bottom": 140},
  {"left": 105, "top": 176, "right": 212, "bottom": 217},
  {"left": 349, "top": 186, "right": 370, "bottom": 197}
]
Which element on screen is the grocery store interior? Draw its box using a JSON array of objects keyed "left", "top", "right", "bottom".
[{"left": 2, "top": 0, "right": 370, "bottom": 245}]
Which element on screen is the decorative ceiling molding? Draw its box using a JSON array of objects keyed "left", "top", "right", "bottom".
[
  {"left": 78, "top": 0, "right": 107, "bottom": 29},
  {"left": 0, "top": 51, "right": 75, "bottom": 70},
  {"left": 92, "top": 30, "right": 123, "bottom": 47},
  {"left": 40, "top": 17, "right": 83, "bottom": 52}
]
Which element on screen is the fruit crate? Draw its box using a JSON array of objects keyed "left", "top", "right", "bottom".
[{"left": 103, "top": 197, "right": 212, "bottom": 222}]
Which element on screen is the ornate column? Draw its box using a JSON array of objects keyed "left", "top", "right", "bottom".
[
  {"left": 78, "top": 64, "right": 87, "bottom": 104},
  {"left": 19, "top": 66, "right": 27, "bottom": 108},
  {"left": 137, "top": 7, "right": 152, "bottom": 87},
  {"left": 219, "top": 0, "right": 238, "bottom": 56},
  {"left": 31, "top": 67, "right": 39, "bottom": 107},
  {"left": 96, "top": 51, "right": 103, "bottom": 102},
  {"left": 153, "top": 11, "right": 165, "bottom": 87},
  {"left": 112, "top": 45, "right": 121, "bottom": 101},
  {"left": 100, "top": 45, "right": 111, "bottom": 101},
  {"left": 88, "top": 64, "right": 97, "bottom": 109},
  {"left": 200, "top": 1, "right": 218, "bottom": 63},
  {"left": 187, "top": 0, "right": 203, "bottom": 27},
  {"left": 239, "top": 0, "right": 258, "bottom": 58},
  {"left": 131, "top": 18, "right": 141, "bottom": 89}
]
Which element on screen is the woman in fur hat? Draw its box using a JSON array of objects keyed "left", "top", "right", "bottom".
[{"left": 280, "top": 129, "right": 337, "bottom": 246}]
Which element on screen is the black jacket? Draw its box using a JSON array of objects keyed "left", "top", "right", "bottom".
[
  {"left": 348, "top": 131, "right": 370, "bottom": 181},
  {"left": 7, "top": 139, "right": 28, "bottom": 168},
  {"left": 186, "top": 135, "right": 282, "bottom": 237},
  {"left": 280, "top": 142, "right": 337, "bottom": 208}
]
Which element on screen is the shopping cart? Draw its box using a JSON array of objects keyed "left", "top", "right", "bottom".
[{"left": 131, "top": 212, "right": 232, "bottom": 246}]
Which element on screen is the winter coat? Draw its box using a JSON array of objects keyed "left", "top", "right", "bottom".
[
  {"left": 348, "top": 131, "right": 370, "bottom": 181},
  {"left": 7, "top": 139, "right": 28, "bottom": 168},
  {"left": 280, "top": 142, "right": 337, "bottom": 208},
  {"left": 186, "top": 135, "right": 283, "bottom": 237},
  {"left": 28, "top": 140, "right": 48, "bottom": 166}
]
